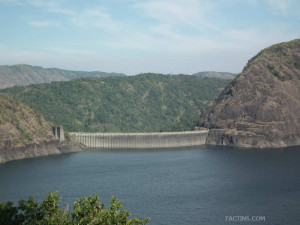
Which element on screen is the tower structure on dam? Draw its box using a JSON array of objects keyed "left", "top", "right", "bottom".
[
  {"left": 52, "top": 125, "right": 65, "bottom": 142},
  {"left": 70, "top": 130, "right": 209, "bottom": 149}
]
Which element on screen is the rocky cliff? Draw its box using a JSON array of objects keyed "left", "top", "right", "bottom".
[
  {"left": 198, "top": 39, "right": 300, "bottom": 148},
  {"left": 0, "top": 97, "right": 83, "bottom": 163}
]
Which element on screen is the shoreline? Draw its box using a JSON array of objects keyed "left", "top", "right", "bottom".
[{"left": 0, "top": 140, "right": 84, "bottom": 164}]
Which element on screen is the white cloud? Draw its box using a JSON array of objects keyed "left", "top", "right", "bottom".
[
  {"left": 71, "top": 8, "right": 121, "bottom": 33},
  {"left": 91, "top": 20, "right": 300, "bottom": 74},
  {"left": 28, "top": 21, "right": 60, "bottom": 27},
  {"left": 0, "top": 45, "right": 112, "bottom": 72},
  {"left": 47, "top": 47, "right": 93, "bottom": 55},
  {"left": 49, "top": 7, "right": 75, "bottom": 15},
  {"left": 1, "top": 0, "right": 299, "bottom": 75},
  {"left": 134, "top": 0, "right": 217, "bottom": 30},
  {"left": 26, "top": 0, "right": 54, "bottom": 8},
  {"left": 0, "top": 0, "right": 24, "bottom": 5},
  {"left": 244, "top": 0, "right": 300, "bottom": 16},
  {"left": 26, "top": 0, "right": 75, "bottom": 15},
  {"left": 150, "top": 23, "right": 180, "bottom": 39},
  {"left": 264, "top": 0, "right": 289, "bottom": 13}
]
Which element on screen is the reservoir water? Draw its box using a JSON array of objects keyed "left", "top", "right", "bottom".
[{"left": 0, "top": 146, "right": 300, "bottom": 225}]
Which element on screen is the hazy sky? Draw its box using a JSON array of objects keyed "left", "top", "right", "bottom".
[{"left": 0, "top": 0, "right": 299, "bottom": 75}]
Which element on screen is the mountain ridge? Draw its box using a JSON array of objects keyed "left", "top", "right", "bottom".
[
  {"left": 0, "top": 64, "right": 236, "bottom": 89},
  {"left": 0, "top": 64, "right": 126, "bottom": 89},
  {"left": 192, "top": 71, "right": 237, "bottom": 79}
]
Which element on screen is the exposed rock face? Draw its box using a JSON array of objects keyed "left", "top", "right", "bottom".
[
  {"left": 0, "top": 97, "right": 53, "bottom": 149},
  {"left": 198, "top": 39, "right": 300, "bottom": 148},
  {"left": 0, "top": 97, "right": 84, "bottom": 163}
]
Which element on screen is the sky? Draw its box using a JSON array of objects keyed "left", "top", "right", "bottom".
[{"left": 0, "top": 0, "right": 299, "bottom": 75}]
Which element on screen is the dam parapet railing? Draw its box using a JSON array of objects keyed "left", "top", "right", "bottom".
[{"left": 69, "top": 130, "right": 209, "bottom": 149}]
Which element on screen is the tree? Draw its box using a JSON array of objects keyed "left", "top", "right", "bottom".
[{"left": 0, "top": 192, "right": 150, "bottom": 225}]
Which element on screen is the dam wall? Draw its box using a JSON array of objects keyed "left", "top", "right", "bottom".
[{"left": 70, "top": 130, "right": 208, "bottom": 149}]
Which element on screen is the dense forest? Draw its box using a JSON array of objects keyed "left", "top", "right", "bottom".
[{"left": 0, "top": 74, "right": 230, "bottom": 132}]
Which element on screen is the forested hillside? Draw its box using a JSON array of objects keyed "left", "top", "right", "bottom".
[{"left": 0, "top": 74, "right": 230, "bottom": 132}]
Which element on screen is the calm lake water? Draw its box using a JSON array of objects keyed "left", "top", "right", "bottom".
[{"left": 0, "top": 146, "right": 300, "bottom": 225}]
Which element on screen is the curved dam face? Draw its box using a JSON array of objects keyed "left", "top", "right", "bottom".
[{"left": 69, "top": 130, "right": 208, "bottom": 149}]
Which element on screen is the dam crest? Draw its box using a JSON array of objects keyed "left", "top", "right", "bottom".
[{"left": 70, "top": 130, "right": 208, "bottom": 149}]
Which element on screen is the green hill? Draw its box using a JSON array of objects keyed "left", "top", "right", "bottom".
[
  {"left": 0, "top": 74, "right": 230, "bottom": 132},
  {"left": 0, "top": 64, "right": 125, "bottom": 89}
]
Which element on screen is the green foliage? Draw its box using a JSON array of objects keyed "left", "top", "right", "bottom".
[
  {"left": 0, "top": 192, "right": 150, "bottom": 225},
  {"left": 273, "top": 70, "right": 280, "bottom": 78},
  {"left": 0, "top": 74, "right": 230, "bottom": 132},
  {"left": 268, "top": 64, "right": 294, "bottom": 81},
  {"left": 0, "top": 201, "right": 22, "bottom": 225},
  {"left": 23, "top": 132, "right": 33, "bottom": 141},
  {"left": 267, "top": 64, "right": 274, "bottom": 73},
  {"left": 272, "top": 70, "right": 293, "bottom": 81},
  {"left": 64, "top": 131, "right": 71, "bottom": 141}
]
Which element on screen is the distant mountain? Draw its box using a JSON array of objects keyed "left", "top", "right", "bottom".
[
  {"left": 0, "top": 64, "right": 126, "bottom": 89},
  {"left": 0, "top": 74, "right": 230, "bottom": 133},
  {"left": 193, "top": 71, "right": 237, "bottom": 79},
  {"left": 198, "top": 39, "right": 300, "bottom": 148}
]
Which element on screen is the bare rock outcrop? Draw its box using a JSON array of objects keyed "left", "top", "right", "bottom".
[{"left": 198, "top": 39, "right": 300, "bottom": 148}]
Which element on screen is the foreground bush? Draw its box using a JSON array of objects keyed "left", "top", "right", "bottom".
[{"left": 0, "top": 192, "right": 150, "bottom": 225}]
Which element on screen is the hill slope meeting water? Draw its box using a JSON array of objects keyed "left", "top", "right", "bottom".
[
  {"left": 0, "top": 64, "right": 125, "bottom": 89},
  {"left": 0, "top": 74, "right": 230, "bottom": 133},
  {"left": 198, "top": 39, "right": 300, "bottom": 148},
  {"left": 0, "top": 96, "right": 83, "bottom": 163}
]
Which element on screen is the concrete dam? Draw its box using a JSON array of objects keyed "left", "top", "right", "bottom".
[{"left": 70, "top": 130, "right": 208, "bottom": 149}]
